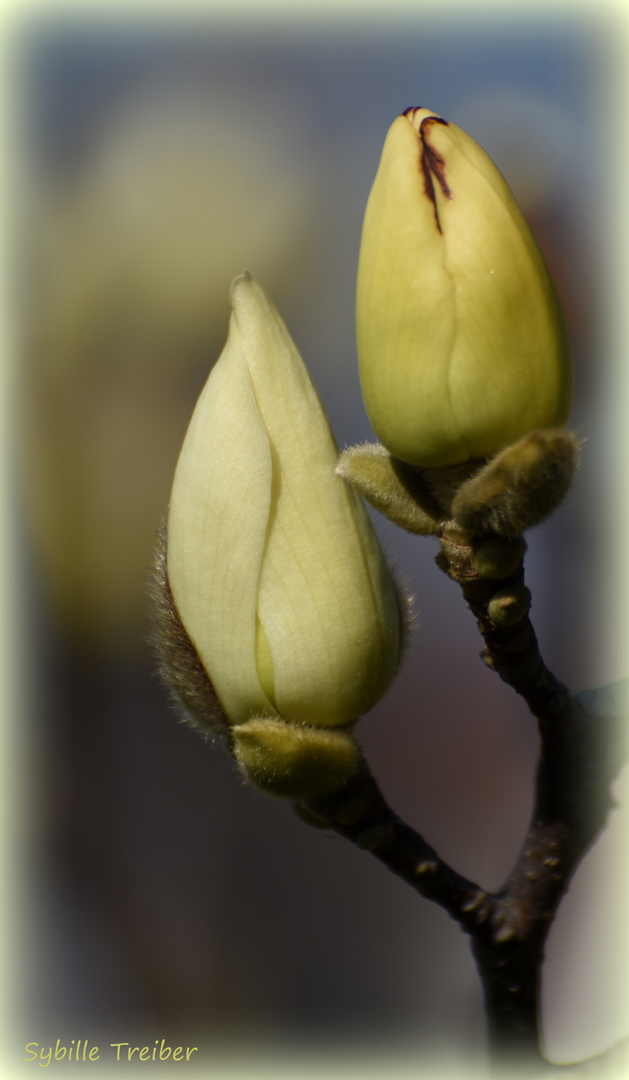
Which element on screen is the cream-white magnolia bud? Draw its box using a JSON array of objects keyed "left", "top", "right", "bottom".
[
  {"left": 356, "top": 107, "right": 574, "bottom": 468},
  {"left": 167, "top": 273, "right": 403, "bottom": 731}
]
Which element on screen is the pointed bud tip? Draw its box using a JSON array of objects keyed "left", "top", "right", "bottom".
[{"left": 230, "top": 269, "right": 254, "bottom": 299}]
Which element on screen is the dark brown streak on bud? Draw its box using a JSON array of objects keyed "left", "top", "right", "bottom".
[{"left": 419, "top": 116, "right": 451, "bottom": 234}]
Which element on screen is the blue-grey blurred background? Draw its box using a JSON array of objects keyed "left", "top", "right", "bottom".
[{"left": 11, "top": 7, "right": 629, "bottom": 1076}]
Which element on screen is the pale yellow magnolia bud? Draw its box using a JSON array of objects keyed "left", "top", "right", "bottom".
[
  {"left": 356, "top": 107, "right": 574, "bottom": 467},
  {"left": 167, "top": 273, "right": 402, "bottom": 732}
]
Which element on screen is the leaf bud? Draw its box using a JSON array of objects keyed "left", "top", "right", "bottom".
[
  {"left": 487, "top": 585, "right": 532, "bottom": 627},
  {"left": 472, "top": 536, "right": 527, "bottom": 580}
]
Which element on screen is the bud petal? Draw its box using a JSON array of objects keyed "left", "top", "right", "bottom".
[
  {"left": 167, "top": 273, "right": 402, "bottom": 730},
  {"left": 356, "top": 107, "right": 574, "bottom": 467},
  {"left": 167, "top": 298, "right": 274, "bottom": 725}
]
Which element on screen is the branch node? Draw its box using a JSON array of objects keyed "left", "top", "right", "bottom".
[
  {"left": 415, "top": 859, "right": 438, "bottom": 875},
  {"left": 461, "top": 889, "right": 488, "bottom": 913},
  {"left": 493, "top": 924, "right": 517, "bottom": 944}
]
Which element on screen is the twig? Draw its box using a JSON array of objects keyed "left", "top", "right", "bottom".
[{"left": 297, "top": 523, "right": 628, "bottom": 1074}]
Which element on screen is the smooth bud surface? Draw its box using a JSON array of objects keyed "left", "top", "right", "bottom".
[
  {"left": 356, "top": 107, "right": 573, "bottom": 467},
  {"left": 167, "top": 273, "right": 402, "bottom": 729}
]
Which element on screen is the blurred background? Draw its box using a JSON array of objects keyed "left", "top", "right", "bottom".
[{"left": 8, "top": 5, "right": 629, "bottom": 1076}]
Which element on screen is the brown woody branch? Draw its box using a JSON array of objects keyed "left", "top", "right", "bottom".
[{"left": 296, "top": 521, "right": 628, "bottom": 1074}]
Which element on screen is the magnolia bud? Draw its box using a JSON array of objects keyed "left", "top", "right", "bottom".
[
  {"left": 356, "top": 107, "right": 573, "bottom": 467},
  {"left": 166, "top": 273, "right": 403, "bottom": 737}
]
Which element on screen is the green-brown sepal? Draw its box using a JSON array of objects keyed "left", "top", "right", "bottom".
[
  {"left": 451, "top": 430, "right": 579, "bottom": 539},
  {"left": 232, "top": 717, "right": 361, "bottom": 799},
  {"left": 336, "top": 443, "right": 442, "bottom": 534}
]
